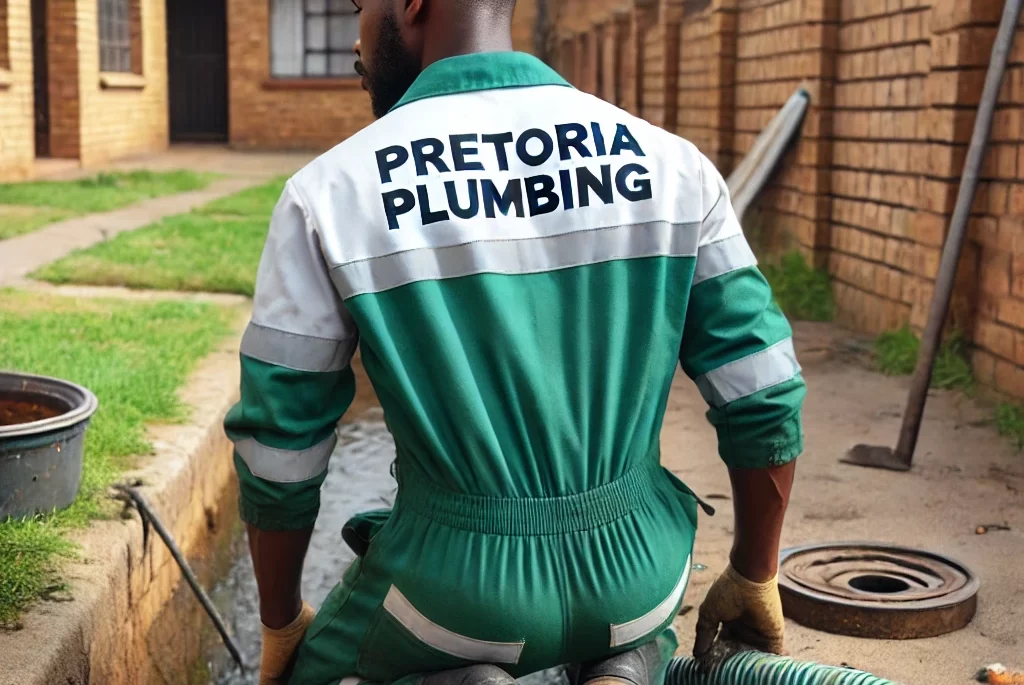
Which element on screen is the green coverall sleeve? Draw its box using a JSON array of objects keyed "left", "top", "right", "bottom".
[
  {"left": 224, "top": 180, "right": 358, "bottom": 531},
  {"left": 678, "top": 155, "right": 806, "bottom": 469}
]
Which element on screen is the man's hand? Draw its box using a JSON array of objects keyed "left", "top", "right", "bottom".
[
  {"left": 259, "top": 600, "right": 316, "bottom": 685},
  {"left": 692, "top": 565, "right": 784, "bottom": 659}
]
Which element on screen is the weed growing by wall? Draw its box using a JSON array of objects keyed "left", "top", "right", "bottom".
[{"left": 760, "top": 250, "right": 835, "bottom": 322}]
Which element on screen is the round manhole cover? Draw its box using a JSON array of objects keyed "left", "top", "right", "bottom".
[{"left": 778, "top": 542, "right": 979, "bottom": 639}]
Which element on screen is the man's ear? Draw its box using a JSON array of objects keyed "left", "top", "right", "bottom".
[{"left": 403, "top": 0, "right": 426, "bottom": 24}]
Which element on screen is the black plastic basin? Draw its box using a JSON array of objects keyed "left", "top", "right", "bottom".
[{"left": 0, "top": 372, "right": 98, "bottom": 519}]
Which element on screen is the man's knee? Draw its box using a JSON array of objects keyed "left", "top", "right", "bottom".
[
  {"left": 569, "top": 640, "right": 665, "bottom": 685},
  {"left": 420, "top": 665, "right": 516, "bottom": 685}
]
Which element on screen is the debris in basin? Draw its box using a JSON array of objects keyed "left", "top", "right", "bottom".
[{"left": 0, "top": 399, "right": 63, "bottom": 426}]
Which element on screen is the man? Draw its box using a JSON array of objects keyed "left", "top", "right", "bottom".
[{"left": 224, "top": 1, "right": 805, "bottom": 684}]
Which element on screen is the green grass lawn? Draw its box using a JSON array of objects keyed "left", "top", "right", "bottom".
[
  {"left": 0, "top": 290, "right": 234, "bottom": 625},
  {"left": 0, "top": 206, "right": 76, "bottom": 241},
  {"left": 194, "top": 176, "right": 285, "bottom": 219},
  {"left": 32, "top": 177, "right": 287, "bottom": 296},
  {"left": 0, "top": 170, "right": 215, "bottom": 240}
]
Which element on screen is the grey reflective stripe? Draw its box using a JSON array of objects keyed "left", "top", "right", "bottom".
[
  {"left": 382, "top": 585, "right": 525, "bottom": 664},
  {"left": 332, "top": 220, "right": 700, "bottom": 298},
  {"left": 241, "top": 321, "right": 357, "bottom": 373},
  {"left": 692, "top": 234, "right": 757, "bottom": 286},
  {"left": 610, "top": 554, "right": 692, "bottom": 648},
  {"left": 695, "top": 338, "right": 801, "bottom": 407},
  {"left": 235, "top": 433, "right": 336, "bottom": 483},
  {"left": 338, "top": 678, "right": 363, "bottom": 685}
]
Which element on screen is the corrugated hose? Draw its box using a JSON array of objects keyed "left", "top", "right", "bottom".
[{"left": 664, "top": 653, "right": 901, "bottom": 685}]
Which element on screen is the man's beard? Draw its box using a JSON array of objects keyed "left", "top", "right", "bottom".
[{"left": 366, "top": 10, "right": 421, "bottom": 119}]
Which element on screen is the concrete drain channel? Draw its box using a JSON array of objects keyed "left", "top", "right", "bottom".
[{"left": 779, "top": 542, "right": 979, "bottom": 639}]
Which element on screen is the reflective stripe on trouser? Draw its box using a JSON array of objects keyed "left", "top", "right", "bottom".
[{"left": 287, "top": 460, "right": 698, "bottom": 685}]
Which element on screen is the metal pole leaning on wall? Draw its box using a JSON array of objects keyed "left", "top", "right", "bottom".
[{"left": 892, "top": 0, "right": 1024, "bottom": 467}]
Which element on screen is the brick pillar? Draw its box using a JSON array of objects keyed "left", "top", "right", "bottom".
[
  {"left": 623, "top": 0, "right": 658, "bottom": 116},
  {"left": 556, "top": 34, "right": 575, "bottom": 80},
  {"left": 790, "top": 0, "right": 837, "bottom": 270},
  {"left": 599, "top": 18, "right": 617, "bottom": 104},
  {"left": 582, "top": 24, "right": 601, "bottom": 95},
  {"left": 609, "top": 9, "right": 631, "bottom": 108},
  {"left": 47, "top": 0, "right": 81, "bottom": 159},
  {"left": 736, "top": 0, "right": 836, "bottom": 271},
  {"left": 676, "top": 0, "right": 737, "bottom": 171},
  {"left": 639, "top": 0, "right": 682, "bottom": 130},
  {"left": 707, "top": 0, "right": 738, "bottom": 172}
]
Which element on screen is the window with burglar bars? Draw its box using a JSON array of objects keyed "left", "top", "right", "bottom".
[
  {"left": 270, "top": 0, "right": 360, "bottom": 78},
  {"left": 99, "top": 0, "right": 133, "bottom": 72}
]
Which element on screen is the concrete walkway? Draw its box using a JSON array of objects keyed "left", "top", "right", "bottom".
[{"left": 0, "top": 147, "right": 314, "bottom": 287}]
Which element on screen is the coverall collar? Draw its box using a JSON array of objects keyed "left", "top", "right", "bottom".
[{"left": 391, "top": 51, "right": 572, "bottom": 112}]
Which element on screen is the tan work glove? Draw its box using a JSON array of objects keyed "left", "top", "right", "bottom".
[
  {"left": 259, "top": 601, "right": 316, "bottom": 685},
  {"left": 693, "top": 564, "right": 785, "bottom": 660}
]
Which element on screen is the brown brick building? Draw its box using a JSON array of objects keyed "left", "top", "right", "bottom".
[
  {"left": 548, "top": 0, "right": 1024, "bottom": 400},
  {"left": 0, "top": 0, "right": 541, "bottom": 181}
]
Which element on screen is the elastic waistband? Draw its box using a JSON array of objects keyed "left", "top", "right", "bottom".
[{"left": 395, "top": 460, "right": 667, "bottom": 536}]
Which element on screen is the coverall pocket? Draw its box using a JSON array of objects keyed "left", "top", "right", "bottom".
[
  {"left": 304, "top": 558, "right": 363, "bottom": 644},
  {"left": 356, "top": 604, "right": 472, "bottom": 682},
  {"left": 342, "top": 509, "right": 392, "bottom": 558},
  {"left": 659, "top": 468, "right": 703, "bottom": 530}
]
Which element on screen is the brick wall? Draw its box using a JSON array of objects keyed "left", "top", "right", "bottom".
[
  {"left": 227, "top": 0, "right": 373, "bottom": 151},
  {"left": 75, "top": 0, "right": 169, "bottom": 167},
  {"left": 0, "top": 0, "right": 34, "bottom": 181},
  {"left": 549, "top": 0, "right": 1024, "bottom": 400}
]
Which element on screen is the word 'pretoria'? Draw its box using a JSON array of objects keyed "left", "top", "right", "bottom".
[{"left": 375, "top": 122, "right": 652, "bottom": 230}]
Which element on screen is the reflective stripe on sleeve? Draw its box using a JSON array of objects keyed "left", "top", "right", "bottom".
[
  {"left": 234, "top": 432, "right": 337, "bottom": 484},
  {"left": 695, "top": 338, "right": 801, "bottom": 407},
  {"left": 692, "top": 233, "right": 757, "bottom": 286},
  {"left": 241, "top": 321, "right": 356, "bottom": 373}
]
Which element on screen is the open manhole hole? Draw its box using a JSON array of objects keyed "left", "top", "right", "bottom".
[{"left": 779, "top": 542, "right": 979, "bottom": 639}]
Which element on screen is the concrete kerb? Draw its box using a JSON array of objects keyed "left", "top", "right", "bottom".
[{"left": 0, "top": 310, "right": 249, "bottom": 685}]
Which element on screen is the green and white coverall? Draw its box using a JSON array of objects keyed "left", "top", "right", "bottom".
[{"left": 224, "top": 51, "right": 805, "bottom": 685}]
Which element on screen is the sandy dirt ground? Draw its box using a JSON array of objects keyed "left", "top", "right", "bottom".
[{"left": 664, "top": 322, "right": 1024, "bottom": 685}]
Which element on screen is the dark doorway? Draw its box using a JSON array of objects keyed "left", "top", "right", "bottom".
[
  {"left": 167, "top": 0, "right": 228, "bottom": 142},
  {"left": 31, "top": 0, "right": 50, "bottom": 157}
]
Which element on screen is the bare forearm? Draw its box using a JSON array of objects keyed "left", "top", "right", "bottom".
[
  {"left": 246, "top": 523, "right": 314, "bottom": 629},
  {"left": 727, "top": 461, "right": 796, "bottom": 583}
]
